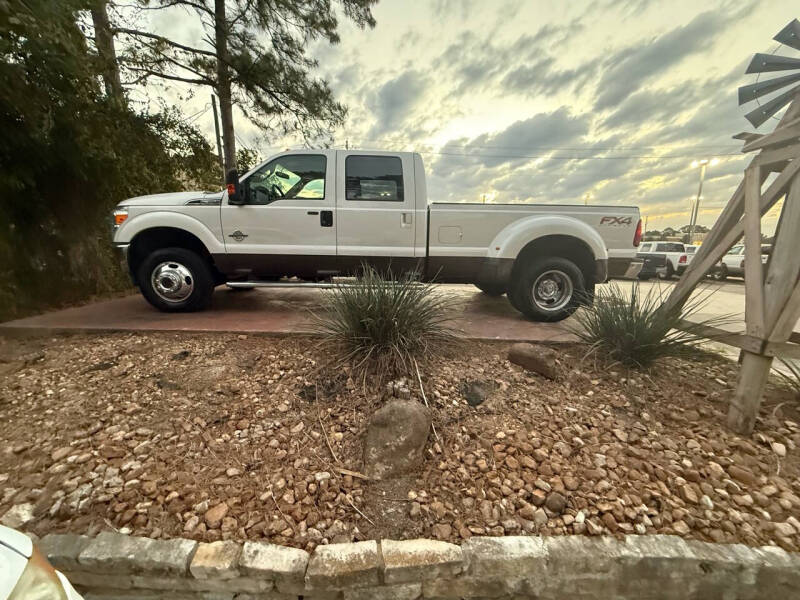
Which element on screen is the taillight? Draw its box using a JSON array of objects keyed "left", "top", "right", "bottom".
[
  {"left": 633, "top": 219, "right": 642, "bottom": 247},
  {"left": 679, "top": 254, "right": 687, "bottom": 264}
]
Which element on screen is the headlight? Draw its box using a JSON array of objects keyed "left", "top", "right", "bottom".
[
  {"left": 8, "top": 545, "right": 69, "bottom": 600},
  {"left": 112, "top": 208, "right": 128, "bottom": 230}
]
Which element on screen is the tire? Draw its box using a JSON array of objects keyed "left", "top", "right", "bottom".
[
  {"left": 475, "top": 282, "right": 506, "bottom": 296},
  {"left": 658, "top": 262, "right": 674, "bottom": 280},
  {"left": 509, "top": 256, "right": 585, "bottom": 322},
  {"left": 713, "top": 264, "right": 728, "bottom": 281},
  {"left": 137, "top": 247, "right": 215, "bottom": 312}
]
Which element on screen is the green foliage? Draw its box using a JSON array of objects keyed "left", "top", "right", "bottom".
[
  {"left": 569, "top": 282, "right": 733, "bottom": 369},
  {"left": 0, "top": 0, "right": 219, "bottom": 321},
  {"left": 312, "top": 266, "right": 457, "bottom": 375},
  {"left": 236, "top": 147, "right": 261, "bottom": 174},
  {"left": 118, "top": 0, "right": 378, "bottom": 147}
]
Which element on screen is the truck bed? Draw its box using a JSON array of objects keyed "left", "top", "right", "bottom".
[{"left": 428, "top": 203, "right": 640, "bottom": 260}]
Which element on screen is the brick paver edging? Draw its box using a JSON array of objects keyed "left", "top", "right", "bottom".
[{"left": 38, "top": 532, "right": 799, "bottom": 599}]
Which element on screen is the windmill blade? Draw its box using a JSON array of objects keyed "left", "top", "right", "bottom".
[
  {"left": 739, "top": 72, "right": 800, "bottom": 105},
  {"left": 745, "top": 53, "right": 800, "bottom": 74},
  {"left": 744, "top": 83, "right": 800, "bottom": 128},
  {"left": 774, "top": 18, "right": 800, "bottom": 51}
]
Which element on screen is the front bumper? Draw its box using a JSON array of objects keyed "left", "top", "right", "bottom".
[{"left": 113, "top": 243, "right": 135, "bottom": 283}]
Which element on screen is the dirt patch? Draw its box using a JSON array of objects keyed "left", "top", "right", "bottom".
[{"left": 1, "top": 332, "right": 799, "bottom": 553}]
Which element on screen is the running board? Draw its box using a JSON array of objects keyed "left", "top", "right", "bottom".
[
  {"left": 226, "top": 280, "right": 359, "bottom": 289},
  {"left": 225, "top": 278, "right": 429, "bottom": 289}
]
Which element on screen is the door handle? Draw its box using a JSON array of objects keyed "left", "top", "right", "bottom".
[
  {"left": 307, "top": 211, "right": 319, "bottom": 215},
  {"left": 320, "top": 210, "right": 333, "bottom": 227},
  {"left": 401, "top": 212, "right": 412, "bottom": 227}
]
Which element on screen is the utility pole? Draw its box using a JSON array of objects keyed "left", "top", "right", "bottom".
[
  {"left": 211, "top": 94, "right": 224, "bottom": 181},
  {"left": 689, "top": 158, "right": 717, "bottom": 244}
]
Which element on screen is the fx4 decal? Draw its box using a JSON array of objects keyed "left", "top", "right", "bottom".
[{"left": 600, "top": 216, "right": 633, "bottom": 226}]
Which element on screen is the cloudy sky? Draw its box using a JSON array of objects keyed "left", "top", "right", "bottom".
[{"left": 139, "top": 0, "right": 797, "bottom": 232}]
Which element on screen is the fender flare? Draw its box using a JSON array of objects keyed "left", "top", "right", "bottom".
[
  {"left": 116, "top": 211, "right": 225, "bottom": 254},
  {"left": 488, "top": 215, "right": 608, "bottom": 262}
]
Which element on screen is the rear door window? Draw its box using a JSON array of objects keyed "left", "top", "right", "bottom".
[{"left": 345, "top": 155, "right": 404, "bottom": 202}]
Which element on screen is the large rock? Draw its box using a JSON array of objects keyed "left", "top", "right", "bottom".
[
  {"left": 364, "top": 399, "right": 430, "bottom": 480},
  {"left": 508, "top": 343, "right": 559, "bottom": 379}
]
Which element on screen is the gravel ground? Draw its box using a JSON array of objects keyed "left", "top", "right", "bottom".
[{"left": 1, "top": 332, "right": 799, "bottom": 553}]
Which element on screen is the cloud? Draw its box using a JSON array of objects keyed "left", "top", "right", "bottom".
[
  {"left": 365, "top": 70, "right": 430, "bottom": 139},
  {"left": 501, "top": 56, "right": 599, "bottom": 97},
  {"left": 594, "top": 8, "right": 745, "bottom": 110},
  {"left": 433, "top": 21, "right": 588, "bottom": 96},
  {"left": 435, "top": 107, "right": 590, "bottom": 169}
]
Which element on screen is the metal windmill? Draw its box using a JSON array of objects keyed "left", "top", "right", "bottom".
[
  {"left": 663, "top": 18, "right": 800, "bottom": 435},
  {"left": 739, "top": 19, "right": 800, "bottom": 128}
]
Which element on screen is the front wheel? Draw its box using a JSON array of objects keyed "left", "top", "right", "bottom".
[
  {"left": 475, "top": 282, "right": 506, "bottom": 296},
  {"left": 509, "top": 257, "right": 585, "bottom": 322},
  {"left": 137, "top": 247, "right": 215, "bottom": 312},
  {"left": 713, "top": 264, "right": 728, "bottom": 281}
]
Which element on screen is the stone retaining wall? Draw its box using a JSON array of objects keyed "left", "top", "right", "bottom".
[{"left": 38, "top": 532, "right": 800, "bottom": 599}]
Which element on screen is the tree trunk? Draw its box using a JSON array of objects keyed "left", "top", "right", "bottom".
[
  {"left": 91, "top": 0, "right": 124, "bottom": 105},
  {"left": 214, "top": 0, "right": 237, "bottom": 173}
]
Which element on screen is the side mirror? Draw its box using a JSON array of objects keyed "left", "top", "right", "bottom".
[{"left": 226, "top": 169, "right": 244, "bottom": 205}]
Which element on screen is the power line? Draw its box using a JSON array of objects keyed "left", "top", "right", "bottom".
[
  {"left": 418, "top": 150, "right": 742, "bottom": 160},
  {"left": 353, "top": 137, "right": 743, "bottom": 153}
]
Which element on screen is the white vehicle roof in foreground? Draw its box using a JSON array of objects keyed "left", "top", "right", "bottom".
[
  {"left": 0, "top": 524, "right": 32, "bottom": 558},
  {"left": 0, "top": 524, "right": 33, "bottom": 599}
]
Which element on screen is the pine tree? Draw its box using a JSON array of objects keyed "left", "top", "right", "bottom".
[{"left": 114, "top": 0, "right": 378, "bottom": 171}]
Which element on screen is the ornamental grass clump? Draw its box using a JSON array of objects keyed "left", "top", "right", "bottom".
[
  {"left": 569, "top": 281, "right": 733, "bottom": 369},
  {"left": 312, "top": 265, "right": 457, "bottom": 375}
]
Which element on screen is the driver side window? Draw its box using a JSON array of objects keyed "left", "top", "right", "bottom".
[{"left": 246, "top": 154, "right": 326, "bottom": 205}]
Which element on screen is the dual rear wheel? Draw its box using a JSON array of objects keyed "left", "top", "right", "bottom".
[
  {"left": 508, "top": 256, "right": 586, "bottom": 322},
  {"left": 477, "top": 257, "right": 587, "bottom": 322}
]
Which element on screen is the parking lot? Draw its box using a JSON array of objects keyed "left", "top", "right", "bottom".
[{"left": 0, "top": 278, "right": 781, "bottom": 345}]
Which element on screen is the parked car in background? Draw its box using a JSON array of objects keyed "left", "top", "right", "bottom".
[
  {"left": 636, "top": 249, "right": 668, "bottom": 280},
  {"left": 713, "top": 244, "right": 771, "bottom": 280},
  {"left": 0, "top": 524, "right": 83, "bottom": 599},
  {"left": 637, "top": 241, "right": 689, "bottom": 279}
]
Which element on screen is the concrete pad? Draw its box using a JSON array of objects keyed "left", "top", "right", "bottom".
[{"left": 0, "top": 284, "right": 576, "bottom": 343}]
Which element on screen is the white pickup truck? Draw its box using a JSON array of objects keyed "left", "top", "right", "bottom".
[
  {"left": 637, "top": 241, "right": 690, "bottom": 279},
  {"left": 111, "top": 149, "right": 642, "bottom": 322}
]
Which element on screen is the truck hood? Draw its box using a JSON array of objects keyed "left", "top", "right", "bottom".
[{"left": 119, "top": 190, "right": 224, "bottom": 207}]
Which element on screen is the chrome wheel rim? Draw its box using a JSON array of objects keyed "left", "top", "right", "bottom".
[
  {"left": 532, "top": 270, "right": 573, "bottom": 312},
  {"left": 151, "top": 261, "right": 194, "bottom": 303}
]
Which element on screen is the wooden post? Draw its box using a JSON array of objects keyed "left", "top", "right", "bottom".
[
  {"left": 743, "top": 165, "right": 765, "bottom": 339},
  {"left": 726, "top": 171, "right": 800, "bottom": 434},
  {"left": 727, "top": 352, "right": 773, "bottom": 434}
]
